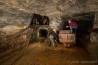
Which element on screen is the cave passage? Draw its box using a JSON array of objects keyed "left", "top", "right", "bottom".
[
  {"left": 62, "top": 12, "right": 95, "bottom": 45},
  {"left": 39, "top": 29, "right": 48, "bottom": 37}
]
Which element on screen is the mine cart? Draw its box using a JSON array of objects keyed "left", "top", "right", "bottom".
[{"left": 58, "top": 30, "right": 76, "bottom": 47}]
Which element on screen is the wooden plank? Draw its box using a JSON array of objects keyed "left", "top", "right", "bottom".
[{"left": 59, "top": 30, "right": 71, "bottom": 34}]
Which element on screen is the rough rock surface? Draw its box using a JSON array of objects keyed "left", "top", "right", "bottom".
[
  {"left": 1, "top": 25, "right": 27, "bottom": 35},
  {"left": 0, "top": 0, "right": 98, "bottom": 27},
  {"left": 0, "top": 27, "right": 33, "bottom": 56}
]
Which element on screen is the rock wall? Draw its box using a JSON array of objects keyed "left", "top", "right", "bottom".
[
  {"left": 94, "top": 13, "right": 98, "bottom": 28},
  {"left": 88, "top": 13, "right": 98, "bottom": 60},
  {"left": 89, "top": 31, "right": 98, "bottom": 60},
  {"left": 0, "top": 27, "right": 33, "bottom": 57},
  {"left": 82, "top": 12, "right": 98, "bottom": 61}
]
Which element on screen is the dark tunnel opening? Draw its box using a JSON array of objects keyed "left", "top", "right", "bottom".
[
  {"left": 39, "top": 29, "right": 48, "bottom": 37},
  {"left": 75, "top": 12, "right": 95, "bottom": 46}
]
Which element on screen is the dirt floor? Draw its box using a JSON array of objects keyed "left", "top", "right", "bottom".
[{"left": 0, "top": 42, "right": 97, "bottom": 65}]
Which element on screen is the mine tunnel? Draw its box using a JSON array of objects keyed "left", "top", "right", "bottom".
[
  {"left": 0, "top": 0, "right": 98, "bottom": 65},
  {"left": 48, "top": 13, "right": 95, "bottom": 47},
  {"left": 67, "top": 12, "right": 95, "bottom": 46},
  {"left": 38, "top": 28, "right": 48, "bottom": 37}
]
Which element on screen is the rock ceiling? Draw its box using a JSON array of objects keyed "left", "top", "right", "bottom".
[{"left": 0, "top": 0, "right": 98, "bottom": 27}]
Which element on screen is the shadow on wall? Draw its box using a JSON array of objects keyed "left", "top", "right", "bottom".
[{"left": 29, "top": 13, "right": 50, "bottom": 27}]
